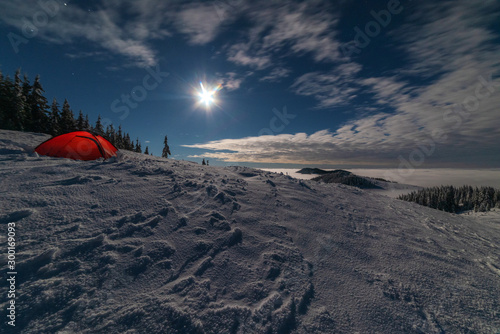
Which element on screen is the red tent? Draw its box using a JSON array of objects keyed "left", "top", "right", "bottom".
[{"left": 35, "top": 131, "right": 118, "bottom": 161}]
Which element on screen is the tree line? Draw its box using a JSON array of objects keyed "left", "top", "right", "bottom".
[
  {"left": 0, "top": 68, "right": 171, "bottom": 156},
  {"left": 398, "top": 185, "right": 500, "bottom": 213}
]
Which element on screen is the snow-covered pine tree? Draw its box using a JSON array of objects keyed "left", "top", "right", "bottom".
[
  {"left": 399, "top": 185, "right": 500, "bottom": 213},
  {"left": 106, "top": 124, "right": 116, "bottom": 146},
  {"left": 83, "top": 114, "right": 90, "bottom": 131},
  {"left": 0, "top": 70, "right": 12, "bottom": 130},
  {"left": 10, "top": 68, "right": 27, "bottom": 131},
  {"left": 22, "top": 74, "right": 31, "bottom": 97},
  {"left": 94, "top": 115, "right": 104, "bottom": 135},
  {"left": 162, "top": 135, "right": 171, "bottom": 158},
  {"left": 22, "top": 74, "right": 32, "bottom": 130},
  {"left": 60, "top": 99, "right": 76, "bottom": 133},
  {"left": 28, "top": 75, "right": 49, "bottom": 133},
  {"left": 0, "top": 70, "right": 5, "bottom": 127},
  {"left": 124, "top": 133, "right": 133, "bottom": 150},
  {"left": 135, "top": 138, "right": 142, "bottom": 153},
  {"left": 76, "top": 111, "right": 85, "bottom": 131},
  {"left": 49, "top": 98, "right": 61, "bottom": 136},
  {"left": 116, "top": 125, "right": 124, "bottom": 149}
]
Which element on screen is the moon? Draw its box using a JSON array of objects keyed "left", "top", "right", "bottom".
[{"left": 196, "top": 82, "right": 222, "bottom": 109}]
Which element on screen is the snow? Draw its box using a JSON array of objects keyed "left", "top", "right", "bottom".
[
  {"left": 262, "top": 168, "right": 500, "bottom": 188},
  {"left": 1, "top": 130, "right": 499, "bottom": 333}
]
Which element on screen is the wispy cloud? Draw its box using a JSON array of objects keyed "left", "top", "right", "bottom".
[
  {"left": 217, "top": 71, "right": 253, "bottom": 91},
  {"left": 259, "top": 67, "right": 291, "bottom": 82},
  {"left": 392, "top": 1, "right": 500, "bottom": 77},
  {"left": 352, "top": 0, "right": 500, "bottom": 150},
  {"left": 223, "top": 1, "right": 346, "bottom": 71},
  {"left": 227, "top": 43, "right": 272, "bottom": 70},
  {"left": 291, "top": 62, "right": 362, "bottom": 108},
  {"left": 173, "top": 2, "right": 232, "bottom": 45},
  {"left": 65, "top": 51, "right": 108, "bottom": 59},
  {"left": 182, "top": 129, "right": 410, "bottom": 166},
  {"left": 257, "top": 3, "right": 343, "bottom": 63},
  {"left": 0, "top": 0, "right": 170, "bottom": 67}
]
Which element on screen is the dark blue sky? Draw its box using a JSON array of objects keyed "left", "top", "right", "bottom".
[{"left": 1, "top": 0, "right": 499, "bottom": 168}]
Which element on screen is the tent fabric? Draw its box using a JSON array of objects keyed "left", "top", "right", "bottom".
[{"left": 35, "top": 131, "right": 118, "bottom": 161}]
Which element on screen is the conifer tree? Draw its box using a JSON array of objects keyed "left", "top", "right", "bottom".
[
  {"left": 144, "top": 146, "right": 149, "bottom": 155},
  {"left": 0, "top": 70, "right": 9, "bottom": 127},
  {"left": 94, "top": 115, "right": 104, "bottom": 135},
  {"left": 83, "top": 114, "right": 90, "bottom": 130},
  {"left": 202, "top": 158, "right": 206, "bottom": 165},
  {"left": 9, "top": 68, "right": 27, "bottom": 130},
  {"left": 124, "top": 133, "right": 133, "bottom": 150},
  {"left": 76, "top": 110, "right": 85, "bottom": 131},
  {"left": 29, "top": 75, "right": 49, "bottom": 133},
  {"left": 22, "top": 73, "right": 32, "bottom": 130},
  {"left": 60, "top": 99, "right": 75, "bottom": 133},
  {"left": 135, "top": 138, "right": 142, "bottom": 153},
  {"left": 105, "top": 125, "right": 111, "bottom": 140},
  {"left": 49, "top": 98, "right": 61, "bottom": 136},
  {"left": 22, "top": 74, "right": 31, "bottom": 102},
  {"left": 20, "top": 73, "right": 32, "bottom": 129},
  {"left": 162, "top": 135, "right": 171, "bottom": 158},
  {"left": 116, "top": 125, "right": 124, "bottom": 149},
  {"left": 106, "top": 124, "right": 116, "bottom": 146}
]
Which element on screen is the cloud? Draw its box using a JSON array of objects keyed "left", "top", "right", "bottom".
[
  {"left": 64, "top": 51, "right": 108, "bottom": 59},
  {"left": 217, "top": 71, "right": 253, "bottom": 91},
  {"left": 223, "top": 1, "right": 346, "bottom": 70},
  {"left": 291, "top": 62, "right": 362, "bottom": 108},
  {"left": 0, "top": 0, "right": 171, "bottom": 67},
  {"left": 173, "top": 2, "right": 231, "bottom": 45},
  {"left": 258, "top": 3, "right": 343, "bottom": 63},
  {"left": 392, "top": 1, "right": 500, "bottom": 77},
  {"left": 182, "top": 129, "right": 414, "bottom": 166},
  {"left": 351, "top": 0, "right": 500, "bottom": 152},
  {"left": 360, "top": 77, "right": 410, "bottom": 105},
  {"left": 259, "top": 67, "right": 291, "bottom": 82},
  {"left": 227, "top": 43, "right": 272, "bottom": 70}
]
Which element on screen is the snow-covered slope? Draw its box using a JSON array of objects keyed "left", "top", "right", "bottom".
[{"left": 1, "top": 130, "right": 499, "bottom": 334}]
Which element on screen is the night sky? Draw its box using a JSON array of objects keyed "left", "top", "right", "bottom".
[{"left": 1, "top": 0, "right": 499, "bottom": 168}]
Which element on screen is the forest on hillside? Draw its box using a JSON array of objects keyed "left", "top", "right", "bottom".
[
  {"left": 0, "top": 68, "right": 147, "bottom": 153},
  {"left": 398, "top": 185, "right": 500, "bottom": 213}
]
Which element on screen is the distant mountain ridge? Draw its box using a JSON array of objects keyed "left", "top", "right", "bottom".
[
  {"left": 297, "top": 168, "right": 381, "bottom": 189},
  {"left": 296, "top": 168, "right": 333, "bottom": 175}
]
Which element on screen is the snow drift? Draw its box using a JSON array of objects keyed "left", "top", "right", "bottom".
[{"left": 0, "top": 130, "right": 499, "bottom": 333}]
